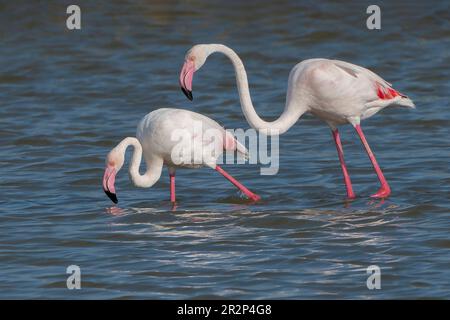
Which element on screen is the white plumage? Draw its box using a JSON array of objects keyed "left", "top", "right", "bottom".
[
  {"left": 179, "top": 44, "right": 416, "bottom": 199},
  {"left": 102, "top": 108, "right": 259, "bottom": 204}
]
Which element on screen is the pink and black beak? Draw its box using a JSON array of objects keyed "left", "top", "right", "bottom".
[
  {"left": 102, "top": 166, "right": 118, "bottom": 204},
  {"left": 179, "top": 60, "right": 195, "bottom": 101}
]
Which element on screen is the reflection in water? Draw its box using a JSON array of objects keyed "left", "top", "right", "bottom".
[
  {"left": 106, "top": 206, "right": 127, "bottom": 216},
  {"left": 366, "top": 199, "right": 386, "bottom": 208}
]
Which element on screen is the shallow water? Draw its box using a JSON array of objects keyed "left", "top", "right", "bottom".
[{"left": 0, "top": 0, "right": 449, "bottom": 299}]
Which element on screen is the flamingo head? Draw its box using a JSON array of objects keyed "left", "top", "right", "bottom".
[
  {"left": 102, "top": 148, "right": 125, "bottom": 204},
  {"left": 179, "top": 45, "right": 209, "bottom": 101}
]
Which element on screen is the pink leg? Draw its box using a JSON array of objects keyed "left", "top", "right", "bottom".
[
  {"left": 354, "top": 124, "right": 391, "bottom": 198},
  {"left": 170, "top": 173, "right": 176, "bottom": 203},
  {"left": 332, "top": 129, "right": 356, "bottom": 199},
  {"left": 215, "top": 165, "right": 260, "bottom": 201}
]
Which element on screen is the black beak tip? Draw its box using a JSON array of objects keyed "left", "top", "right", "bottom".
[
  {"left": 104, "top": 190, "right": 118, "bottom": 204},
  {"left": 181, "top": 87, "right": 193, "bottom": 101}
]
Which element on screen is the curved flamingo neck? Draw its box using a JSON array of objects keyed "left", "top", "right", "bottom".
[
  {"left": 206, "top": 44, "right": 306, "bottom": 135},
  {"left": 116, "top": 137, "right": 163, "bottom": 188}
]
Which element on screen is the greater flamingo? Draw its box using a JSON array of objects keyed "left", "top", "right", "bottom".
[
  {"left": 179, "top": 44, "right": 415, "bottom": 199},
  {"left": 102, "top": 108, "right": 260, "bottom": 204}
]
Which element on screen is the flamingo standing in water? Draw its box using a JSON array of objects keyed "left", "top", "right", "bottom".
[
  {"left": 102, "top": 108, "right": 260, "bottom": 204},
  {"left": 179, "top": 44, "right": 415, "bottom": 199}
]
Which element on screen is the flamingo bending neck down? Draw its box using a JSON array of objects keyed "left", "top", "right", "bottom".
[
  {"left": 102, "top": 108, "right": 260, "bottom": 204},
  {"left": 179, "top": 44, "right": 415, "bottom": 199}
]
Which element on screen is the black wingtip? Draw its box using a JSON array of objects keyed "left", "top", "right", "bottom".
[
  {"left": 181, "top": 87, "right": 193, "bottom": 101},
  {"left": 104, "top": 190, "right": 118, "bottom": 204}
]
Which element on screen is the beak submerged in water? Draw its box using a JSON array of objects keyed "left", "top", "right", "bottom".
[
  {"left": 102, "top": 166, "right": 118, "bottom": 204},
  {"left": 179, "top": 60, "right": 195, "bottom": 101},
  {"left": 104, "top": 189, "right": 118, "bottom": 204}
]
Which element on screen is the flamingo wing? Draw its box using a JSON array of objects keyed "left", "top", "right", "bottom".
[
  {"left": 331, "top": 59, "right": 415, "bottom": 108},
  {"left": 224, "top": 130, "right": 249, "bottom": 160},
  {"left": 331, "top": 60, "right": 391, "bottom": 87}
]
